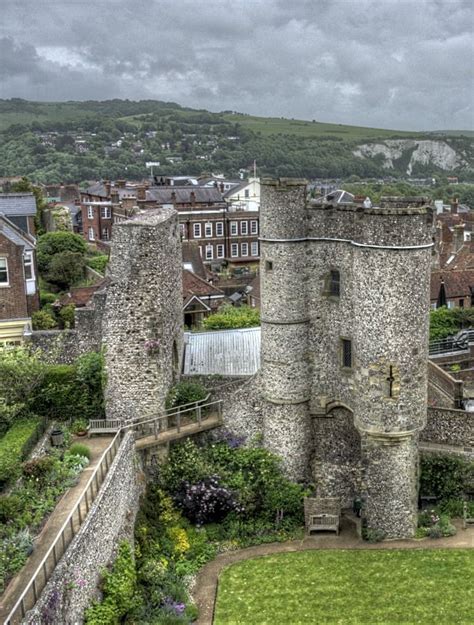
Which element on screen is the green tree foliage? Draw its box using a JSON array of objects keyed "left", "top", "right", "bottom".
[
  {"left": 420, "top": 454, "right": 473, "bottom": 500},
  {"left": 45, "top": 251, "right": 86, "bottom": 290},
  {"left": 165, "top": 381, "right": 207, "bottom": 410},
  {"left": 37, "top": 231, "right": 87, "bottom": 290},
  {"left": 429, "top": 306, "right": 474, "bottom": 341},
  {"left": 87, "top": 255, "right": 108, "bottom": 275},
  {"left": 202, "top": 304, "right": 260, "bottom": 330},
  {"left": 31, "top": 309, "right": 57, "bottom": 330},
  {"left": 0, "top": 347, "right": 45, "bottom": 432}
]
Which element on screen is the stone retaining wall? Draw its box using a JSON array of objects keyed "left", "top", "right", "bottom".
[
  {"left": 423, "top": 407, "right": 474, "bottom": 447},
  {"left": 23, "top": 433, "right": 143, "bottom": 625}
]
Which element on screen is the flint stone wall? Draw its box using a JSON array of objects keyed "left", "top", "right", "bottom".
[
  {"left": 23, "top": 433, "right": 142, "bottom": 625},
  {"left": 423, "top": 407, "right": 474, "bottom": 447}
]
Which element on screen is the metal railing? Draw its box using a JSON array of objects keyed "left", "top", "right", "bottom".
[
  {"left": 429, "top": 328, "right": 474, "bottom": 356},
  {"left": 123, "top": 398, "right": 223, "bottom": 442},
  {"left": 4, "top": 433, "right": 122, "bottom": 625}
]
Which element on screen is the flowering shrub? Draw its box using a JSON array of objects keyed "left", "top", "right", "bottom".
[
  {"left": 175, "top": 476, "right": 244, "bottom": 525},
  {"left": 417, "top": 509, "right": 456, "bottom": 539},
  {"left": 144, "top": 339, "right": 160, "bottom": 355}
]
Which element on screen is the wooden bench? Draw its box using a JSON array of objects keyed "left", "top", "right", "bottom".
[
  {"left": 304, "top": 497, "right": 341, "bottom": 535},
  {"left": 88, "top": 419, "right": 122, "bottom": 437}
]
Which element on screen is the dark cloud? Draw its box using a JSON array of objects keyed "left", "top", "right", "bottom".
[{"left": 0, "top": 0, "right": 472, "bottom": 130}]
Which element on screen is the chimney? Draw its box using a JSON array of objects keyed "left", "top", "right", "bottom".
[
  {"left": 137, "top": 186, "right": 146, "bottom": 201},
  {"left": 171, "top": 191, "right": 176, "bottom": 204},
  {"left": 452, "top": 223, "right": 465, "bottom": 253},
  {"left": 104, "top": 180, "right": 111, "bottom": 196},
  {"left": 117, "top": 179, "right": 126, "bottom": 188},
  {"left": 451, "top": 197, "right": 459, "bottom": 214},
  {"left": 111, "top": 189, "right": 119, "bottom": 204},
  {"left": 190, "top": 191, "right": 196, "bottom": 206},
  {"left": 220, "top": 182, "right": 224, "bottom": 193}
]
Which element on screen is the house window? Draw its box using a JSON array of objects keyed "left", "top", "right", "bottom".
[
  {"left": 329, "top": 270, "right": 340, "bottom": 296},
  {"left": 180, "top": 223, "right": 186, "bottom": 240},
  {"left": 87, "top": 206, "right": 94, "bottom": 220},
  {"left": 205, "top": 244, "right": 213, "bottom": 260},
  {"left": 245, "top": 189, "right": 250, "bottom": 198},
  {"left": 217, "top": 244, "right": 225, "bottom": 258},
  {"left": 250, "top": 220, "right": 258, "bottom": 234},
  {"left": 241, "top": 242, "right": 249, "bottom": 256},
  {"left": 101, "top": 206, "right": 111, "bottom": 219},
  {"left": 193, "top": 223, "right": 202, "bottom": 238},
  {"left": 102, "top": 228, "right": 109, "bottom": 241},
  {"left": 447, "top": 301, "right": 454, "bottom": 309},
  {"left": 216, "top": 222, "right": 224, "bottom": 237},
  {"left": 88, "top": 227, "right": 95, "bottom": 241},
  {"left": 341, "top": 338, "right": 352, "bottom": 369},
  {"left": 0, "top": 258, "right": 8, "bottom": 285},
  {"left": 231, "top": 243, "right": 239, "bottom": 257},
  {"left": 251, "top": 241, "right": 259, "bottom": 256},
  {"left": 24, "top": 252, "right": 34, "bottom": 280},
  {"left": 205, "top": 222, "right": 213, "bottom": 238},
  {"left": 241, "top": 221, "right": 248, "bottom": 235},
  {"left": 230, "top": 221, "right": 238, "bottom": 236},
  {"left": 459, "top": 299, "right": 464, "bottom": 308}
]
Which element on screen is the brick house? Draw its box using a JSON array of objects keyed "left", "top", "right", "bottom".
[{"left": 0, "top": 213, "right": 39, "bottom": 343}]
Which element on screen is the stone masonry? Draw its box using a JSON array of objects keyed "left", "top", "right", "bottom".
[
  {"left": 259, "top": 179, "right": 434, "bottom": 538},
  {"left": 103, "top": 207, "right": 183, "bottom": 422}
]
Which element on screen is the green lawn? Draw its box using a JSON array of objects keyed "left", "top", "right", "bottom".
[{"left": 214, "top": 549, "right": 474, "bottom": 625}]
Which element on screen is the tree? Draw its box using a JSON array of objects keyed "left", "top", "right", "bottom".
[
  {"left": 37, "top": 231, "right": 87, "bottom": 275},
  {"left": 202, "top": 304, "right": 260, "bottom": 330},
  {"left": 46, "top": 251, "right": 86, "bottom": 290}
]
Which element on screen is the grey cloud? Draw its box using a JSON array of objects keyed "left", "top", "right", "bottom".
[{"left": 0, "top": 0, "right": 472, "bottom": 130}]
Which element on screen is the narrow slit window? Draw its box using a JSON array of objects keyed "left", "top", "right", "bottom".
[
  {"left": 265, "top": 260, "right": 273, "bottom": 271},
  {"left": 330, "top": 270, "right": 340, "bottom": 296},
  {"left": 341, "top": 339, "right": 352, "bottom": 368}
]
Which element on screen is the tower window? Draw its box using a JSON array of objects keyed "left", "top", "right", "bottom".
[
  {"left": 265, "top": 260, "right": 273, "bottom": 271},
  {"left": 341, "top": 338, "right": 352, "bottom": 369},
  {"left": 330, "top": 270, "right": 340, "bottom": 296}
]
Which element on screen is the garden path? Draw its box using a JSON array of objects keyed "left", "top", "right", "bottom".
[
  {"left": 0, "top": 436, "right": 113, "bottom": 622},
  {"left": 193, "top": 516, "right": 474, "bottom": 625}
]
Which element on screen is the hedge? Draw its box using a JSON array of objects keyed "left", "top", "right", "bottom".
[{"left": 0, "top": 418, "right": 42, "bottom": 487}]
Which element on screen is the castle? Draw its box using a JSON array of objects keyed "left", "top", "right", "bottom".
[{"left": 258, "top": 179, "right": 434, "bottom": 539}]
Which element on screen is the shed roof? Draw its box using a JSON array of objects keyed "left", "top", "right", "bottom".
[
  {"left": 183, "top": 327, "right": 261, "bottom": 376},
  {"left": 0, "top": 193, "right": 37, "bottom": 216}
]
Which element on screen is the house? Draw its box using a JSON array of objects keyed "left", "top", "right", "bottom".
[
  {"left": 222, "top": 177, "right": 260, "bottom": 212},
  {"left": 431, "top": 270, "right": 474, "bottom": 309},
  {"left": 0, "top": 193, "right": 37, "bottom": 237},
  {"left": 0, "top": 213, "right": 39, "bottom": 343}
]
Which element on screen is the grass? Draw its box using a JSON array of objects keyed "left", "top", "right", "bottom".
[{"left": 214, "top": 549, "right": 474, "bottom": 624}]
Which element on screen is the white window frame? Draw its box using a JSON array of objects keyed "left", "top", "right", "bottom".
[
  {"left": 241, "top": 221, "right": 248, "bottom": 235},
  {"left": 250, "top": 220, "right": 258, "bottom": 234},
  {"left": 88, "top": 227, "right": 95, "bottom": 241},
  {"left": 204, "top": 222, "right": 213, "bottom": 238},
  {"left": 87, "top": 206, "right": 94, "bottom": 220},
  {"left": 230, "top": 221, "right": 238, "bottom": 236},
  {"left": 231, "top": 243, "right": 239, "bottom": 257},
  {"left": 101, "top": 206, "right": 111, "bottom": 219},
  {"left": 216, "top": 222, "right": 224, "bottom": 237},
  {"left": 251, "top": 241, "right": 259, "bottom": 256},
  {"left": 23, "top": 251, "right": 34, "bottom": 281},
  {"left": 0, "top": 257, "right": 9, "bottom": 286},
  {"left": 241, "top": 242, "right": 249, "bottom": 256},
  {"left": 180, "top": 223, "right": 186, "bottom": 240},
  {"left": 217, "top": 244, "right": 225, "bottom": 258},
  {"left": 193, "top": 223, "right": 202, "bottom": 238},
  {"left": 205, "top": 244, "right": 213, "bottom": 260}
]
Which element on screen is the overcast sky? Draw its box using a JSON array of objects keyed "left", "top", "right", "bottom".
[{"left": 0, "top": 0, "right": 473, "bottom": 131}]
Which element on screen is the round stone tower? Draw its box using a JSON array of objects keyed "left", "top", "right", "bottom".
[
  {"left": 351, "top": 200, "right": 433, "bottom": 538},
  {"left": 260, "top": 178, "right": 312, "bottom": 481}
]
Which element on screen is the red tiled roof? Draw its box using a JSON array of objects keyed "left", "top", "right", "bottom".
[
  {"left": 430, "top": 269, "right": 474, "bottom": 301},
  {"left": 182, "top": 270, "right": 225, "bottom": 300}
]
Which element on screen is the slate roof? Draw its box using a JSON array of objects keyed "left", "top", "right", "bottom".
[
  {"left": 0, "top": 213, "right": 35, "bottom": 250},
  {"left": 183, "top": 327, "right": 261, "bottom": 376},
  {"left": 84, "top": 182, "right": 108, "bottom": 198},
  {"left": 223, "top": 180, "right": 249, "bottom": 198},
  {"left": 147, "top": 186, "right": 224, "bottom": 204},
  {"left": 0, "top": 193, "right": 37, "bottom": 216}
]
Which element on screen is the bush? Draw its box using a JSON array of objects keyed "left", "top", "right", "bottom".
[
  {"left": 0, "top": 419, "right": 40, "bottom": 487},
  {"left": 22, "top": 456, "right": 56, "bottom": 480},
  {"left": 58, "top": 304, "right": 75, "bottom": 329},
  {"left": 174, "top": 476, "right": 243, "bottom": 525},
  {"left": 69, "top": 443, "right": 91, "bottom": 460},
  {"left": 202, "top": 304, "right": 260, "bottom": 330},
  {"left": 420, "top": 454, "right": 473, "bottom": 501},
  {"left": 0, "top": 495, "right": 25, "bottom": 524},
  {"left": 32, "top": 309, "right": 57, "bottom": 330},
  {"left": 39, "top": 291, "right": 57, "bottom": 307},
  {"left": 85, "top": 541, "right": 137, "bottom": 625},
  {"left": 165, "top": 381, "right": 207, "bottom": 410},
  {"left": 37, "top": 231, "right": 88, "bottom": 274},
  {"left": 71, "top": 418, "right": 89, "bottom": 434},
  {"left": 45, "top": 251, "right": 86, "bottom": 290},
  {"left": 87, "top": 255, "right": 108, "bottom": 275}
]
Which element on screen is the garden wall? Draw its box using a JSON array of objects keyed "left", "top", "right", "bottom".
[
  {"left": 422, "top": 407, "right": 474, "bottom": 448},
  {"left": 22, "top": 432, "right": 143, "bottom": 625}
]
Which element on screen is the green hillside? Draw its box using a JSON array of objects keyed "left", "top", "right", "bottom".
[{"left": 0, "top": 99, "right": 472, "bottom": 184}]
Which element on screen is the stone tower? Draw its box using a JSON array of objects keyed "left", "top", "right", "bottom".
[
  {"left": 260, "top": 179, "right": 433, "bottom": 538},
  {"left": 103, "top": 207, "right": 183, "bottom": 423}
]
